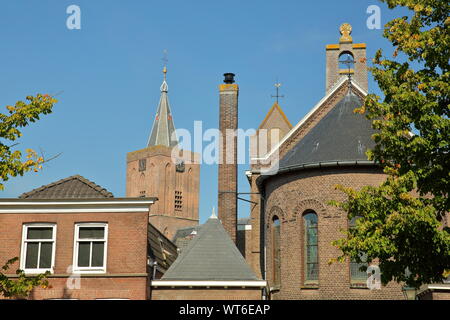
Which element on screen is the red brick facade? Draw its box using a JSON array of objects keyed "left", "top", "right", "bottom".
[
  {"left": 0, "top": 203, "right": 151, "bottom": 300},
  {"left": 262, "top": 167, "right": 404, "bottom": 299},
  {"left": 151, "top": 287, "right": 262, "bottom": 300},
  {"left": 126, "top": 145, "right": 200, "bottom": 240}
]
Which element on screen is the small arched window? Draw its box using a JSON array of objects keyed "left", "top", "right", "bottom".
[
  {"left": 272, "top": 216, "right": 281, "bottom": 287},
  {"left": 338, "top": 51, "right": 355, "bottom": 73},
  {"left": 303, "top": 212, "right": 318, "bottom": 283}
]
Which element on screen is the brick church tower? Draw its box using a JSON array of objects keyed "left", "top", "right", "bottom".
[
  {"left": 126, "top": 67, "right": 200, "bottom": 240},
  {"left": 218, "top": 73, "right": 239, "bottom": 243}
]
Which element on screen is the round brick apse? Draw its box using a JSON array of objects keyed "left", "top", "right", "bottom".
[{"left": 261, "top": 165, "right": 405, "bottom": 300}]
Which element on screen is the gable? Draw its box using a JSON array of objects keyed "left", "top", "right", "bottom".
[{"left": 251, "top": 78, "right": 368, "bottom": 167}]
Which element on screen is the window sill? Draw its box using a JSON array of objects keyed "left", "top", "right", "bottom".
[
  {"left": 72, "top": 269, "right": 106, "bottom": 274},
  {"left": 301, "top": 283, "right": 319, "bottom": 290},
  {"left": 350, "top": 283, "right": 368, "bottom": 289},
  {"left": 22, "top": 268, "right": 53, "bottom": 275}
]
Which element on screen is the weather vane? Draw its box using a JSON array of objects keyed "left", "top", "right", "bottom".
[
  {"left": 339, "top": 54, "right": 355, "bottom": 93},
  {"left": 271, "top": 81, "right": 284, "bottom": 103},
  {"left": 162, "top": 49, "right": 168, "bottom": 79}
]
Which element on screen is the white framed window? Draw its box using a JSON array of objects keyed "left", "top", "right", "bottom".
[
  {"left": 73, "top": 223, "right": 108, "bottom": 273},
  {"left": 20, "top": 223, "right": 56, "bottom": 274}
]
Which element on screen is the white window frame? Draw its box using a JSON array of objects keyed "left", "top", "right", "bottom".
[
  {"left": 20, "top": 223, "right": 57, "bottom": 274},
  {"left": 73, "top": 223, "right": 108, "bottom": 274}
]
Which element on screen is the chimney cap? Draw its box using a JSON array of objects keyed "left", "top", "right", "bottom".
[{"left": 223, "top": 73, "right": 235, "bottom": 84}]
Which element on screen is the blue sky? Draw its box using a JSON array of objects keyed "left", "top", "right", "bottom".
[{"left": 0, "top": 1, "right": 408, "bottom": 223}]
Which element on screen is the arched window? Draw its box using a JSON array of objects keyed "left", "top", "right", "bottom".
[
  {"left": 349, "top": 216, "right": 367, "bottom": 284},
  {"left": 272, "top": 216, "right": 281, "bottom": 287},
  {"left": 338, "top": 51, "right": 355, "bottom": 73},
  {"left": 303, "top": 212, "right": 318, "bottom": 283}
]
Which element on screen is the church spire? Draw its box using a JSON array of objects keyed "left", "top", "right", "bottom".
[{"left": 147, "top": 66, "right": 178, "bottom": 147}]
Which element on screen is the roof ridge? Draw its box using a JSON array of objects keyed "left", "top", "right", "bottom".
[{"left": 19, "top": 174, "right": 113, "bottom": 199}]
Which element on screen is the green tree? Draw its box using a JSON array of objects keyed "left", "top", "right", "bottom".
[
  {"left": 0, "top": 257, "right": 50, "bottom": 299},
  {"left": 0, "top": 93, "right": 58, "bottom": 189},
  {"left": 0, "top": 93, "right": 58, "bottom": 298},
  {"left": 331, "top": 0, "right": 450, "bottom": 288}
]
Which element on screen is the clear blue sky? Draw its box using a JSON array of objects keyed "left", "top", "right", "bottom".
[{"left": 0, "top": 1, "right": 408, "bottom": 223}]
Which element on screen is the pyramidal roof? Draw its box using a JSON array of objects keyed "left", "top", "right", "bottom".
[
  {"left": 19, "top": 175, "right": 114, "bottom": 199},
  {"left": 161, "top": 215, "right": 259, "bottom": 281},
  {"left": 147, "top": 67, "right": 178, "bottom": 147},
  {"left": 279, "top": 90, "right": 375, "bottom": 169}
]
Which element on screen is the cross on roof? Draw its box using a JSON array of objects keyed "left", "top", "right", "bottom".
[{"left": 271, "top": 82, "right": 284, "bottom": 103}]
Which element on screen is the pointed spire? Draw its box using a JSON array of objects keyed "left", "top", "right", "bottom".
[
  {"left": 210, "top": 206, "right": 218, "bottom": 219},
  {"left": 147, "top": 66, "right": 178, "bottom": 147}
]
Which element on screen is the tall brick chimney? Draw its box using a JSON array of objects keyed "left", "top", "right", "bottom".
[{"left": 218, "top": 73, "right": 238, "bottom": 243}]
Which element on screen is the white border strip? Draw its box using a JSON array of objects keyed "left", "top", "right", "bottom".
[
  {"left": 151, "top": 280, "right": 267, "bottom": 288},
  {"left": 0, "top": 200, "right": 155, "bottom": 214},
  {"left": 0, "top": 200, "right": 155, "bottom": 206},
  {"left": 0, "top": 208, "right": 152, "bottom": 214}
]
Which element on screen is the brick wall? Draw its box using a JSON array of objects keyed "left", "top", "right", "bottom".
[
  {"left": 262, "top": 166, "right": 404, "bottom": 300},
  {"left": 151, "top": 287, "right": 262, "bottom": 300},
  {"left": 0, "top": 211, "right": 149, "bottom": 300},
  {"left": 326, "top": 43, "right": 368, "bottom": 94},
  {"left": 126, "top": 145, "right": 200, "bottom": 239},
  {"left": 218, "top": 84, "right": 239, "bottom": 243}
]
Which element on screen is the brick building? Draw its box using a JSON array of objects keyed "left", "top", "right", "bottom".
[
  {"left": 0, "top": 175, "right": 177, "bottom": 300},
  {"left": 126, "top": 67, "right": 200, "bottom": 241},
  {"left": 245, "top": 23, "right": 406, "bottom": 299}
]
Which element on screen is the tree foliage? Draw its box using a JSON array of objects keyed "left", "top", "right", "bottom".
[
  {"left": 0, "top": 93, "right": 58, "bottom": 190},
  {"left": 332, "top": 0, "right": 450, "bottom": 288},
  {"left": 0, "top": 93, "right": 57, "bottom": 298},
  {"left": 0, "top": 257, "right": 50, "bottom": 299}
]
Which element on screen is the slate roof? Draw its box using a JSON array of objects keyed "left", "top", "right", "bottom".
[
  {"left": 161, "top": 216, "right": 259, "bottom": 281},
  {"left": 19, "top": 175, "right": 114, "bottom": 199},
  {"left": 148, "top": 223, "right": 178, "bottom": 272},
  {"left": 278, "top": 92, "right": 375, "bottom": 170},
  {"left": 147, "top": 69, "right": 178, "bottom": 147}
]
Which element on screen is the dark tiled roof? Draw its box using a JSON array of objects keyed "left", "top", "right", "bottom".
[
  {"left": 162, "top": 217, "right": 259, "bottom": 281},
  {"left": 148, "top": 223, "right": 178, "bottom": 272},
  {"left": 279, "top": 92, "right": 375, "bottom": 169},
  {"left": 19, "top": 175, "right": 114, "bottom": 199}
]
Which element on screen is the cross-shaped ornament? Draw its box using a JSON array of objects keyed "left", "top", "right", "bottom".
[{"left": 271, "top": 82, "right": 284, "bottom": 104}]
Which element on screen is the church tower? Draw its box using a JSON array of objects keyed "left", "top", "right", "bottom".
[
  {"left": 325, "top": 23, "right": 368, "bottom": 93},
  {"left": 126, "top": 67, "right": 200, "bottom": 240}
]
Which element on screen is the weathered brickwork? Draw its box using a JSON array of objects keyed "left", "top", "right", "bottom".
[
  {"left": 151, "top": 288, "right": 262, "bottom": 300},
  {"left": 0, "top": 211, "right": 149, "bottom": 300},
  {"left": 127, "top": 145, "right": 200, "bottom": 240},
  {"left": 262, "top": 166, "right": 404, "bottom": 300},
  {"left": 326, "top": 43, "right": 368, "bottom": 94},
  {"left": 218, "top": 84, "right": 239, "bottom": 243}
]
